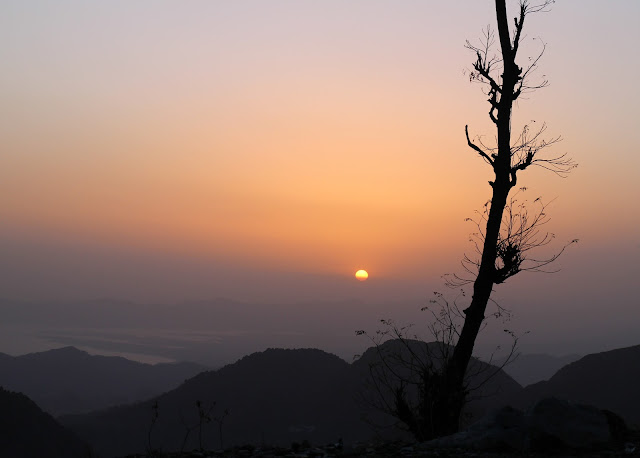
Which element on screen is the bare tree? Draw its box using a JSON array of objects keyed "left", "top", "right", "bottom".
[
  {"left": 359, "top": 0, "right": 576, "bottom": 440},
  {"left": 439, "top": 0, "right": 575, "bottom": 436}
]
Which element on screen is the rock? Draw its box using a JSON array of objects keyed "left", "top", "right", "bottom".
[
  {"left": 420, "top": 405, "right": 527, "bottom": 452},
  {"left": 421, "top": 397, "right": 624, "bottom": 453},
  {"left": 525, "top": 397, "right": 611, "bottom": 451}
]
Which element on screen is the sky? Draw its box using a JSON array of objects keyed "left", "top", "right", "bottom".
[{"left": 1, "top": 1, "right": 639, "bottom": 363}]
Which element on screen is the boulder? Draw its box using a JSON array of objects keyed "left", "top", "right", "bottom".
[
  {"left": 525, "top": 397, "right": 611, "bottom": 451},
  {"left": 421, "top": 397, "right": 624, "bottom": 453},
  {"left": 422, "top": 405, "right": 527, "bottom": 452}
]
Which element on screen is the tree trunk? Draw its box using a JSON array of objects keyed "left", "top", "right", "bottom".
[{"left": 437, "top": 0, "right": 519, "bottom": 435}]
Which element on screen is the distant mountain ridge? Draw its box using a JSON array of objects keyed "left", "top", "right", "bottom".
[
  {"left": 508, "top": 344, "right": 640, "bottom": 427},
  {"left": 0, "top": 346, "right": 206, "bottom": 416},
  {"left": 0, "top": 296, "right": 404, "bottom": 367},
  {"left": 499, "top": 352, "right": 582, "bottom": 386}
]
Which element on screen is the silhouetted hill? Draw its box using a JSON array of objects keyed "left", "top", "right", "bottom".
[
  {"left": 62, "top": 348, "right": 365, "bottom": 457},
  {"left": 0, "top": 387, "right": 91, "bottom": 458},
  {"left": 61, "top": 343, "right": 520, "bottom": 457},
  {"left": 509, "top": 344, "right": 640, "bottom": 426},
  {"left": 497, "top": 352, "right": 581, "bottom": 386},
  {"left": 353, "top": 339, "right": 522, "bottom": 427},
  {"left": 0, "top": 346, "right": 206, "bottom": 415}
]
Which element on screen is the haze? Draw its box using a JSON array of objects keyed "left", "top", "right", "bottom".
[{"left": 1, "top": 1, "right": 638, "bottom": 367}]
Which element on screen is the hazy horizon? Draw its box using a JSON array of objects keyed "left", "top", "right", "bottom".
[{"left": 1, "top": 1, "right": 639, "bottom": 367}]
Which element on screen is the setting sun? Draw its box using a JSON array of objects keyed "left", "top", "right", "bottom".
[{"left": 355, "top": 269, "right": 369, "bottom": 281}]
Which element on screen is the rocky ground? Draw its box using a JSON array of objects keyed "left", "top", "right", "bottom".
[
  {"left": 125, "top": 436, "right": 640, "bottom": 458},
  {"left": 124, "top": 399, "right": 640, "bottom": 458}
]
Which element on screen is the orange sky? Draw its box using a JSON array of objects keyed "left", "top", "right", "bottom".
[{"left": 1, "top": 1, "right": 639, "bottom": 305}]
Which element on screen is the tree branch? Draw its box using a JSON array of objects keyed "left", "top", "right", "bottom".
[
  {"left": 465, "top": 125, "right": 495, "bottom": 167},
  {"left": 511, "top": 2, "right": 527, "bottom": 57}
]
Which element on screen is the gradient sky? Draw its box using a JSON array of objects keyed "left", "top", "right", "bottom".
[{"left": 1, "top": 1, "right": 639, "bottom": 358}]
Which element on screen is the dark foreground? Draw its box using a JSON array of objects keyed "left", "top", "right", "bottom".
[{"left": 125, "top": 435, "right": 640, "bottom": 458}]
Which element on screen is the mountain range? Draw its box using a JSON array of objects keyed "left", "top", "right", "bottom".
[
  {"left": 0, "top": 346, "right": 206, "bottom": 416},
  {"left": 498, "top": 352, "right": 582, "bottom": 386},
  {"left": 507, "top": 344, "right": 640, "bottom": 428},
  {"left": 3, "top": 342, "right": 640, "bottom": 457}
]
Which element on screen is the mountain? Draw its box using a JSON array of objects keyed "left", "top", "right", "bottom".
[
  {"left": 62, "top": 348, "right": 365, "bottom": 457},
  {"left": 0, "top": 387, "right": 92, "bottom": 458},
  {"left": 509, "top": 344, "right": 640, "bottom": 426},
  {"left": 0, "top": 346, "right": 206, "bottom": 416},
  {"left": 61, "top": 343, "right": 521, "bottom": 457},
  {"left": 353, "top": 339, "right": 522, "bottom": 428},
  {"left": 498, "top": 353, "right": 582, "bottom": 386}
]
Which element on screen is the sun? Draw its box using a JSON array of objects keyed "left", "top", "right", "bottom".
[{"left": 355, "top": 269, "right": 369, "bottom": 281}]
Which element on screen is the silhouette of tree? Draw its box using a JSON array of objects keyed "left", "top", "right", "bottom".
[
  {"left": 359, "top": 0, "right": 576, "bottom": 441},
  {"left": 440, "top": 0, "right": 576, "bottom": 437}
]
